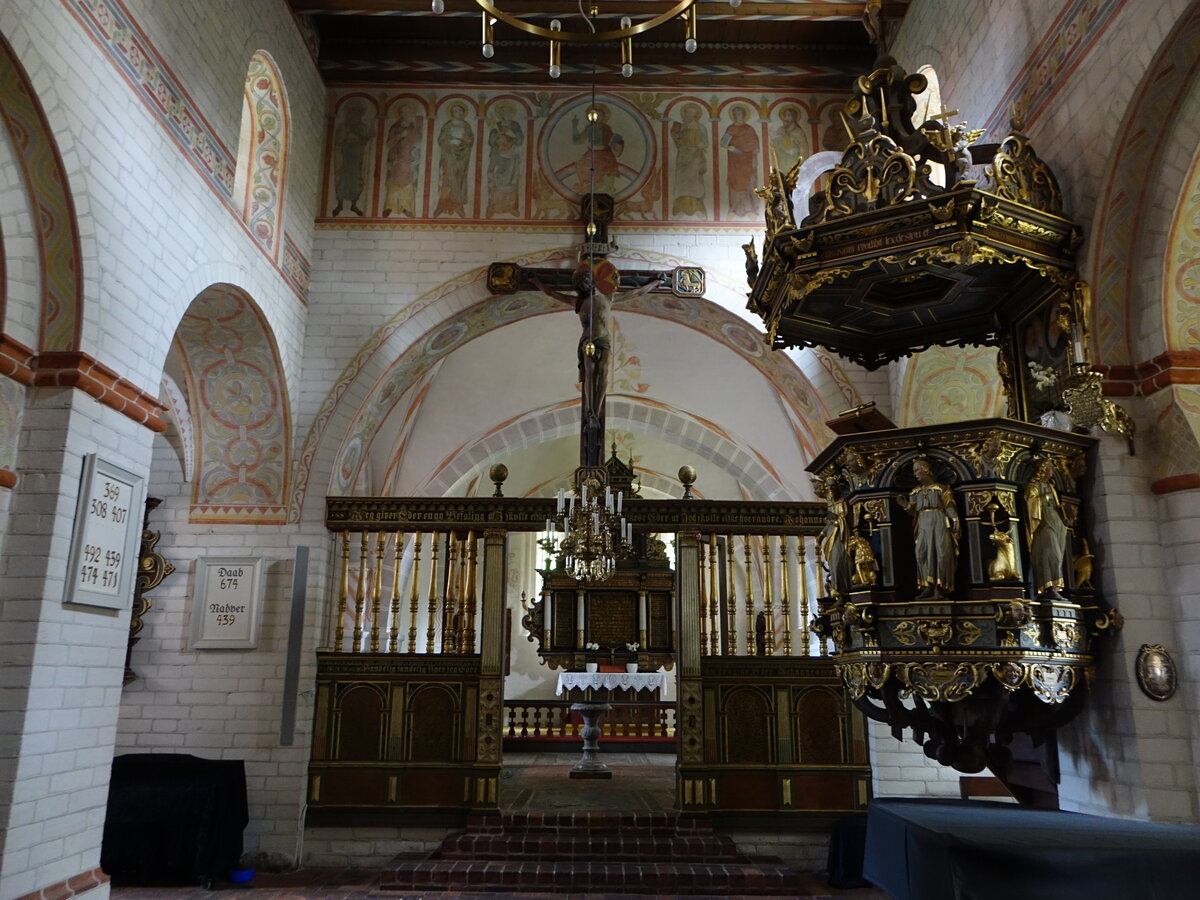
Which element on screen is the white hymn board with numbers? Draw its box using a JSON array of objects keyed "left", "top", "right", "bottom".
[
  {"left": 190, "top": 557, "right": 264, "bottom": 649},
  {"left": 64, "top": 454, "right": 145, "bottom": 610}
]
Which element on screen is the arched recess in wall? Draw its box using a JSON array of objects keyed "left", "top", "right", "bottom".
[
  {"left": 327, "top": 290, "right": 833, "bottom": 504},
  {"left": 232, "top": 51, "right": 289, "bottom": 259},
  {"left": 171, "top": 283, "right": 291, "bottom": 524},
  {"left": 1087, "top": 3, "right": 1200, "bottom": 489}
]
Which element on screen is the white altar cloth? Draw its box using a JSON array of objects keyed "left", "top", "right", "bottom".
[{"left": 555, "top": 672, "right": 667, "bottom": 696}]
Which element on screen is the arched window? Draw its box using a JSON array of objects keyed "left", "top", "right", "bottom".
[{"left": 233, "top": 51, "right": 288, "bottom": 257}]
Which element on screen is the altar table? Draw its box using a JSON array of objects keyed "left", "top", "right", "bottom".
[
  {"left": 555, "top": 671, "right": 667, "bottom": 697},
  {"left": 864, "top": 798, "right": 1200, "bottom": 900}
]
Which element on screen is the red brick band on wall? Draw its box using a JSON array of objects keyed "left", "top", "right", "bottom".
[
  {"left": 1, "top": 334, "right": 167, "bottom": 435},
  {"left": 1151, "top": 473, "right": 1200, "bottom": 494},
  {"left": 13, "top": 866, "right": 109, "bottom": 900},
  {"left": 1099, "top": 350, "right": 1200, "bottom": 397}
]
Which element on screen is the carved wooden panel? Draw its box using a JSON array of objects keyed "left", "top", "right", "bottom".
[
  {"left": 407, "top": 684, "right": 459, "bottom": 762},
  {"left": 334, "top": 684, "right": 386, "bottom": 762},
  {"left": 794, "top": 687, "right": 845, "bottom": 765},
  {"left": 723, "top": 686, "right": 774, "bottom": 764}
]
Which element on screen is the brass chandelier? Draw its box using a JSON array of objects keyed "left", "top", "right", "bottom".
[
  {"left": 431, "top": 0, "right": 743, "bottom": 78},
  {"left": 542, "top": 481, "right": 633, "bottom": 583}
]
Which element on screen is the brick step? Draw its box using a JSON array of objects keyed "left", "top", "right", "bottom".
[
  {"left": 378, "top": 859, "right": 805, "bottom": 895},
  {"left": 438, "top": 831, "right": 741, "bottom": 861},
  {"left": 465, "top": 811, "right": 714, "bottom": 834}
]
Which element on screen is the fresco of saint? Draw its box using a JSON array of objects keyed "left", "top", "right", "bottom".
[{"left": 433, "top": 102, "right": 475, "bottom": 217}]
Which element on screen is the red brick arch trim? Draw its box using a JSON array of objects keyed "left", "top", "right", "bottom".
[
  {"left": 13, "top": 866, "right": 108, "bottom": 900},
  {"left": 1, "top": 334, "right": 166, "bottom": 432}
]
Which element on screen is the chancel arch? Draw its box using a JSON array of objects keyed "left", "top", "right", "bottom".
[
  {"left": 335, "top": 297, "right": 831, "bottom": 504},
  {"left": 172, "top": 283, "right": 291, "bottom": 524},
  {"left": 308, "top": 253, "right": 835, "bottom": 511}
]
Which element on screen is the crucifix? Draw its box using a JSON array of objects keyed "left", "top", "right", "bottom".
[{"left": 486, "top": 194, "right": 705, "bottom": 472}]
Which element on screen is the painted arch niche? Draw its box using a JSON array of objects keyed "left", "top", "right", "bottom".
[
  {"left": 233, "top": 51, "right": 289, "bottom": 258},
  {"left": 338, "top": 297, "right": 832, "bottom": 503},
  {"left": 171, "top": 284, "right": 291, "bottom": 523}
]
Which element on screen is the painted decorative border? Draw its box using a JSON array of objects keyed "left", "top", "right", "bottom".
[
  {"left": 61, "top": 0, "right": 310, "bottom": 303},
  {"left": 980, "top": 0, "right": 1126, "bottom": 136},
  {"left": 0, "top": 32, "right": 84, "bottom": 352},
  {"left": 63, "top": 0, "right": 235, "bottom": 196}
]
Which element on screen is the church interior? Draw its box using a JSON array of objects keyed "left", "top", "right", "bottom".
[{"left": 1, "top": 1, "right": 1199, "bottom": 898}]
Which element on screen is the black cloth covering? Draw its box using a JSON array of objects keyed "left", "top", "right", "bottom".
[
  {"left": 864, "top": 797, "right": 1200, "bottom": 900},
  {"left": 826, "top": 811, "right": 869, "bottom": 888},
  {"left": 101, "top": 753, "right": 248, "bottom": 885}
]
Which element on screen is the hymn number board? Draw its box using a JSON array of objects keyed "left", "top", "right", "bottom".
[
  {"left": 190, "top": 557, "right": 264, "bottom": 649},
  {"left": 65, "top": 455, "right": 145, "bottom": 610}
]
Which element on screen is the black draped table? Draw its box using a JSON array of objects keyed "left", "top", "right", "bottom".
[
  {"left": 101, "top": 753, "right": 248, "bottom": 886},
  {"left": 864, "top": 798, "right": 1200, "bottom": 900}
]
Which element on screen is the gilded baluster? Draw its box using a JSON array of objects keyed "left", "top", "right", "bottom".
[
  {"left": 780, "top": 535, "right": 793, "bottom": 656},
  {"left": 743, "top": 535, "right": 756, "bottom": 656},
  {"left": 725, "top": 535, "right": 738, "bottom": 656},
  {"left": 708, "top": 534, "right": 719, "bottom": 655},
  {"left": 335, "top": 531, "right": 350, "bottom": 651},
  {"left": 698, "top": 538, "right": 709, "bottom": 656},
  {"left": 464, "top": 531, "right": 479, "bottom": 653},
  {"left": 425, "top": 532, "right": 440, "bottom": 653},
  {"left": 763, "top": 535, "right": 775, "bottom": 656},
  {"left": 388, "top": 532, "right": 404, "bottom": 653},
  {"left": 407, "top": 533, "right": 422, "bottom": 653},
  {"left": 369, "top": 532, "right": 385, "bottom": 652},
  {"left": 445, "top": 536, "right": 460, "bottom": 653},
  {"left": 798, "top": 537, "right": 811, "bottom": 657},
  {"left": 812, "top": 535, "right": 829, "bottom": 656},
  {"left": 352, "top": 531, "right": 369, "bottom": 652}
]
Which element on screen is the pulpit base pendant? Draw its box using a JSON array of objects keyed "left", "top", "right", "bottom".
[{"left": 569, "top": 701, "right": 612, "bottom": 780}]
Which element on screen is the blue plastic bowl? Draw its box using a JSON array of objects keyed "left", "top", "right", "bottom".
[{"left": 228, "top": 868, "right": 255, "bottom": 884}]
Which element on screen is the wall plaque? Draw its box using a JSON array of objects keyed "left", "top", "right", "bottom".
[
  {"left": 64, "top": 454, "right": 145, "bottom": 610},
  {"left": 190, "top": 557, "right": 264, "bottom": 649}
]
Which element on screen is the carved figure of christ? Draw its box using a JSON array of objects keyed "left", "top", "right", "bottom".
[{"left": 534, "top": 262, "right": 665, "bottom": 468}]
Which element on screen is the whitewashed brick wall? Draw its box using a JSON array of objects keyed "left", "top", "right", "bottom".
[{"left": 0, "top": 0, "right": 325, "bottom": 894}]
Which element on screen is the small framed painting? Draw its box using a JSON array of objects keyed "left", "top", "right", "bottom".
[
  {"left": 64, "top": 454, "right": 145, "bottom": 610},
  {"left": 190, "top": 557, "right": 265, "bottom": 649}
]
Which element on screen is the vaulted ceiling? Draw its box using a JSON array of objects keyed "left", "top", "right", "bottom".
[{"left": 288, "top": 0, "right": 911, "bottom": 88}]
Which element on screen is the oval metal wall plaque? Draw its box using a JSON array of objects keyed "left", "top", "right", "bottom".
[{"left": 1135, "top": 644, "right": 1177, "bottom": 702}]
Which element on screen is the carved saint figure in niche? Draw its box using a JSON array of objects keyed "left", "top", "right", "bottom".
[
  {"left": 486, "top": 102, "right": 524, "bottom": 217},
  {"left": 819, "top": 479, "right": 853, "bottom": 598},
  {"left": 332, "top": 101, "right": 371, "bottom": 216},
  {"left": 1025, "top": 459, "right": 1069, "bottom": 599},
  {"left": 898, "top": 459, "right": 960, "bottom": 599},
  {"left": 671, "top": 103, "right": 708, "bottom": 217},
  {"left": 433, "top": 102, "right": 475, "bottom": 217},
  {"left": 721, "top": 105, "right": 759, "bottom": 216},
  {"left": 572, "top": 103, "right": 623, "bottom": 195},
  {"left": 382, "top": 104, "right": 424, "bottom": 217}
]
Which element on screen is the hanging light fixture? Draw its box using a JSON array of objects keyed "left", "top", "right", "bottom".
[
  {"left": 428, "top": 0, "right": 744, "bottom": 78},
  {"left": 542, "top": 481, "right": 632, "bottom": 583}
]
